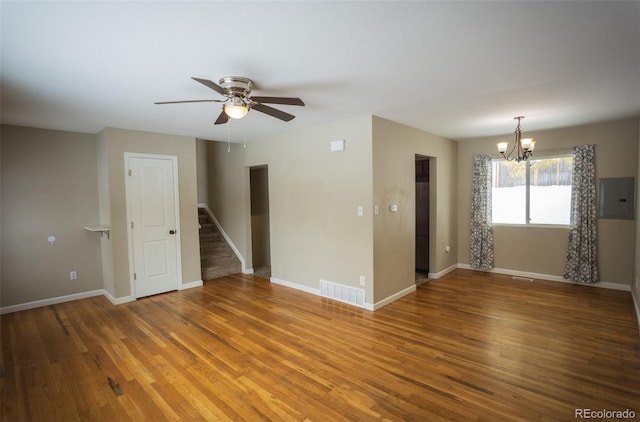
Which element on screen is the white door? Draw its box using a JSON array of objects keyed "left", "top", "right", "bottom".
[{"left": 128, "top": 156, "right": 180, "bottom": 298}]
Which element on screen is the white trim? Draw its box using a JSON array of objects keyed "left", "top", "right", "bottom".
[
  {"left": 125, "top": 153, "right": 183, "bottom": 299},
  {"left": 270, "top": 276, "right": 380, "bottom": 311},
  {"left": 270, "top": 276, "right": 416, "bottom": 312},
  {"left": 2, "top": 290, "right": 105, "bottom": 315},
  {"left": 199, "top": 204, "right": 250, "bottom": 273},
  {"left": 102, "top": 290, "right": 136, "bottom": 306},
  {"left": 270, "top": 277, "right": 320, "bottom": 296},
  {"left": 492, "top": 223, "right": 571, "bottom": 229},
  {"left": 367, "top": 284, "right": 417, "bottom": 311},
  {"left": 457, "top": 263, "right": 631, "bottom": 291},
  {"left": 632, "top": 291, "right": 640, "bottom": 333},
  {"left": 428, "top": 263, "right": 458, "bottom": 279},
  {"left": 1, "top": 281, "right": 206, "bottom": 315},
  {"left": 179, "top": 280, "right": 203, "bottom": 290}
]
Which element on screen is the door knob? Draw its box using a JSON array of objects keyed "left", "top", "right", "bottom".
[{"left": 169, "top": 230, "right": 176, "bottom": 235}]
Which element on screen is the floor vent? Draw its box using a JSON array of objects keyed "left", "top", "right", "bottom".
[
  {"left": 319, "top": 279, "right": 365, "bottom": 308},
  {"left": 512, "top": 276, "right": 534, "bottom": 282}
]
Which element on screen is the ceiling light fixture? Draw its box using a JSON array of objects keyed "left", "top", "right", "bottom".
[
  {"left": 223, "top": 96, "right": 249, "bottom": 119},
  {"left": 497, "top": 116, "right": 536, "bottom": 162}
]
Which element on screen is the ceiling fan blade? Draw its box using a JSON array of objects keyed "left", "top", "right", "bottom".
[
  {"left": 250, "top": 96, "right": 305, "bottom": 106},
  {"left": 214, "top": 110, "right": 229, "bottom": 125},
  {"left": 252, "top": 103, "right": 296, "bottom": 121},
  {"left": 154, "top": 99, "right": 224, "bottom": 105},
  {"left": 192, "top": 77, "right": 226, "bottom": 96}
]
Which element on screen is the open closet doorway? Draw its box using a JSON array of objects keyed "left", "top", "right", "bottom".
[
  {"left": 250, "top": 166, "right": 271, "bottom": 278},
  {"left": 415, "top": 155, "right": 430, "bottom": 285}
]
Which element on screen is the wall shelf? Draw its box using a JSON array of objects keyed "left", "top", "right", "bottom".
[{"left": 84, "top": 225, "right": 111, "bottom": 239}]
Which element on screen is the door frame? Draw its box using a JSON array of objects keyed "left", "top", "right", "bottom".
[
  {"left": 249, "top": 165, "right": 271, "bottom": 274},
  {"left": 414, "top": 154, "right": 435, "bottom": 278},
  {"left": 124, "top": 152, "right": 183, "bottom": 299}
]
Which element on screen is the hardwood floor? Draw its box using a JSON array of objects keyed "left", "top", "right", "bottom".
[{"left": 2, "top": 269, "right": 639, "bottom": 421}]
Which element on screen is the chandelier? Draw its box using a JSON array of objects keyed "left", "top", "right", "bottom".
[{"left": 496, "top": 116, "right": 536, "bottom": 162}]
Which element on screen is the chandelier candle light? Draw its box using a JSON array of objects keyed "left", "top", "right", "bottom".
[{"left": 497, "top": 116, "right": 536, "bottom": 162}]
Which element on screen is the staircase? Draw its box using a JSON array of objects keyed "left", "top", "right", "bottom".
[{"left": 198, "top": 208, "right": 241, "bottom": 280}]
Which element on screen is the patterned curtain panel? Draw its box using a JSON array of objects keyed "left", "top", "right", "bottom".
[
  {"left": 564, "top": 144, "right": 598, "bottom": 284},
  {"left": 470, "top": 154, "right": 494, "bottom": 271}
]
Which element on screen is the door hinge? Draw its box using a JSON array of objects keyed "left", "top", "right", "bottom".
[
  {"left": 128, "top": 169, "right": 132, "bottom": 176},
  {"left": 134, "top": 273, "right": 137, "bottom": 280},
  {"left": 131, "top": 221, "right": 134, "bottom": 229}
]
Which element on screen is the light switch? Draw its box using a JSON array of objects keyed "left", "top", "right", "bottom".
[
  {"left": 357, "top": 206, "right": 364, "bottom": 216},
  {"left": 390, "top": 204, "right": 398, "bottom": 212},
  {"left": 374, "top": 205, "right": 379, "bottom": 215}
]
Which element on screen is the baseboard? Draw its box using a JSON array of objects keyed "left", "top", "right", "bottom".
[
  {"left": 270, "top": 275, "right": 417, "bottom": 311},
  {"left": 102, "top": 290, "right": 135, "bottom": 306},
  {"left": 428, "top": 263, "right": 458, "bottom": 279},
  {"left": 0, "top": 280, "right": 207, "bottom": 314},
  {"left": 199, "top": 204, "right": 249, "bottom": 273},
  {"left": 179, "top": 280, "right": 203, "bottom": 290},
  {"left": 368, "top": 284, "right": 416, "bottom": 311},
  {"left": 271, "top": 276, "right": 377, "bottom": 310},
  {"left": 457, "top": 263, "right": 631, "bottom": 292},
  {"left": 270, "top": 277, "right": 320, "bottom": 296},
  {"left": 1, "top": 289, "right": 106, "bottom": 315}
]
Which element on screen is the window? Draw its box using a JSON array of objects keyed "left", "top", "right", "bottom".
[{"left": 492, "top": 156, "right": 573, "bottom": 225}]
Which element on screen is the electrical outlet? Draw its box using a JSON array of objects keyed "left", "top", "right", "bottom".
[{"left": 70, "top": 271, "right": 77, "bottom": 280}]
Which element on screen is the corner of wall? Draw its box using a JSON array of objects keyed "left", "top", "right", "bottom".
[{"left": 633, "top": 114, "right": 640, "bottom": 330}]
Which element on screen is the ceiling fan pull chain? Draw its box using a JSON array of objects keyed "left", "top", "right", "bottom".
[{"left": 227, "top": 120, "right": 231, "bottom": 153}]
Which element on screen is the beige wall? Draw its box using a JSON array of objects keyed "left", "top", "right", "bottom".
[
  {"left": 458, "top": 116, "right": 639, "bottom": 286},
  {"left": 97, "top": 128, "right": 201, "bottom": 298},
  {"left": 205, "top": 115, "right": 459, "bottom": 306},
  {"left": 96, "top": 130, "right": 115, "bottom": 297},
  {"left": 196, "top": 138, "right": 208, "bottom": 204},
  {"left": 1, "top": 125, "right": 102, "bottom": 307},
  {"left": 206, "top": 140, "right": 250, "bottom": 267},
  {"left": 372, "top": 117, "right": 458, "bottom": 303},
  {"left": 206, "top": 116, "right": 375, "bottom": 302},
  {"left": 634, "top": 117, "right": 640, "bottom": 324}
]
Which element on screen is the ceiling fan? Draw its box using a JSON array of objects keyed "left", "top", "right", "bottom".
[{"left": 155, "top": 76, "right": 305, "bottom": 125}]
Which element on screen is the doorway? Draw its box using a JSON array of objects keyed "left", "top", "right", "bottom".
[
  {"left": 415, "top": 155, "right": 430, "bottom": 285},
  {"left": 250, "top": 166, "right": 271, "bottom": 278},
  {"left": 126, "top": 153, "right": 181, "bottom": 298}
]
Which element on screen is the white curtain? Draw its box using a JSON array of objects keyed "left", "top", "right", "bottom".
[
  {"left": 564, "top": 145, "right": 598, "bottom": 284},
  {"left": 470, "top": 154, "right": 494, "bottom": 271}
]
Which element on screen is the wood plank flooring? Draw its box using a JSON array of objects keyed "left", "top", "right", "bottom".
[{"left": 2, "top": 269, "right": 639, "bottom": 421}]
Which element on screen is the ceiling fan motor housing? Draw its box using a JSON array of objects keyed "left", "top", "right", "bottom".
[{"left": 218, "top": 76, "right": 253, "bottom": 98}]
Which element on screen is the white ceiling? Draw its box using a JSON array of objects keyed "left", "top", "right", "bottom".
[{"left": 1, "top": 1, "right": 639, "bottom": 143}]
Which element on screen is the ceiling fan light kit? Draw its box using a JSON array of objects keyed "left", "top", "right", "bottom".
[
  {"left": 155, "top": 75, "right": 304, "bottom": 125},
  {"left": 224, "top": 97, "right": 249, "bottom": 119}
]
